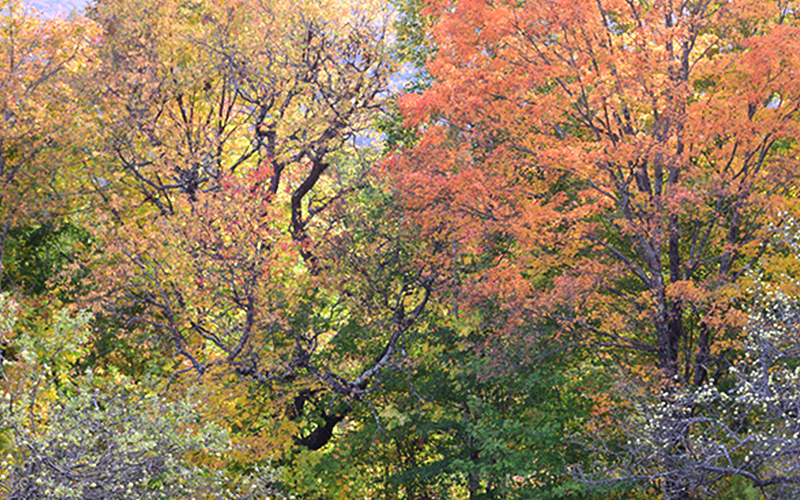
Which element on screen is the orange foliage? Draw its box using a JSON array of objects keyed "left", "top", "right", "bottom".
[
  {"left": 0, "top": 1, "right": 99, "bottom": 285},
  {"left": 388, "top": 0, "right": 800, "bottom": 384}
]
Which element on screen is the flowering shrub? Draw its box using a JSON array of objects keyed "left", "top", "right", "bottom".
[{"left": 588, "top": 222, "right": 800, "bottom": 499}]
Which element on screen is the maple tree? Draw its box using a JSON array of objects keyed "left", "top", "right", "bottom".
[
  {"left": 385, "top": 0, "right": 800, "bottom": 495},
  {"left": 389, "top": 0, "right": 800, "bottom": 386}
]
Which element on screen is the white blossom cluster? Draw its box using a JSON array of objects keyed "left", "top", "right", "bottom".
[
  {"left": 580, "top": 221, "right": 800, "bottom": 499},
  {"left": 627, "top": 293, "right": 800, "bottom": 498},
  {"left": 623, "top": 224, "right": 800, "bottom": 498}
]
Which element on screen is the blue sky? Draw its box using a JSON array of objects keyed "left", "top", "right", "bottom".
[{"left": 30, "top": 0, "right": 88, "bottom": 17}]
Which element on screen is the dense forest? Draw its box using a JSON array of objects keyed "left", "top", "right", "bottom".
[{"left": 2, "top": 0, "right": 800, "bottom": 498}]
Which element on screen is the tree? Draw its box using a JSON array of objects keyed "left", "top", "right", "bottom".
[
  {"left": 580, "top": 220, "right": 800, "bottom": 499},
  {"left": 388, "top": 329, "right": 591, "bottom": 500},
  {"left": 388, "top": 0, "right": 800, "bottom": 386},
  {"left": 79, "top": 0, "right": 434, "bottom": 455},
  {"left": 386, "top": 1, "right": 800, "bottom": 496},
  {"left": 0, "top": 1, "right": 97, "bottom": 292},
  {"left": 0, "top": 294, "right": 283, "bottom": 499}
]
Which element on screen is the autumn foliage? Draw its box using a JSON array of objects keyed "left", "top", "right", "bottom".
[
  {"left": 389, "top": 0, "right": 800, "bottom": 385},
  {"left": 3, "top": 0, "right": 800, "bottom": 498}
]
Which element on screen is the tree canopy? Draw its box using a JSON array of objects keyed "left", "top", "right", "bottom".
[{"left": 2, "top": 0, "right": 800, "bottom": 498}]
